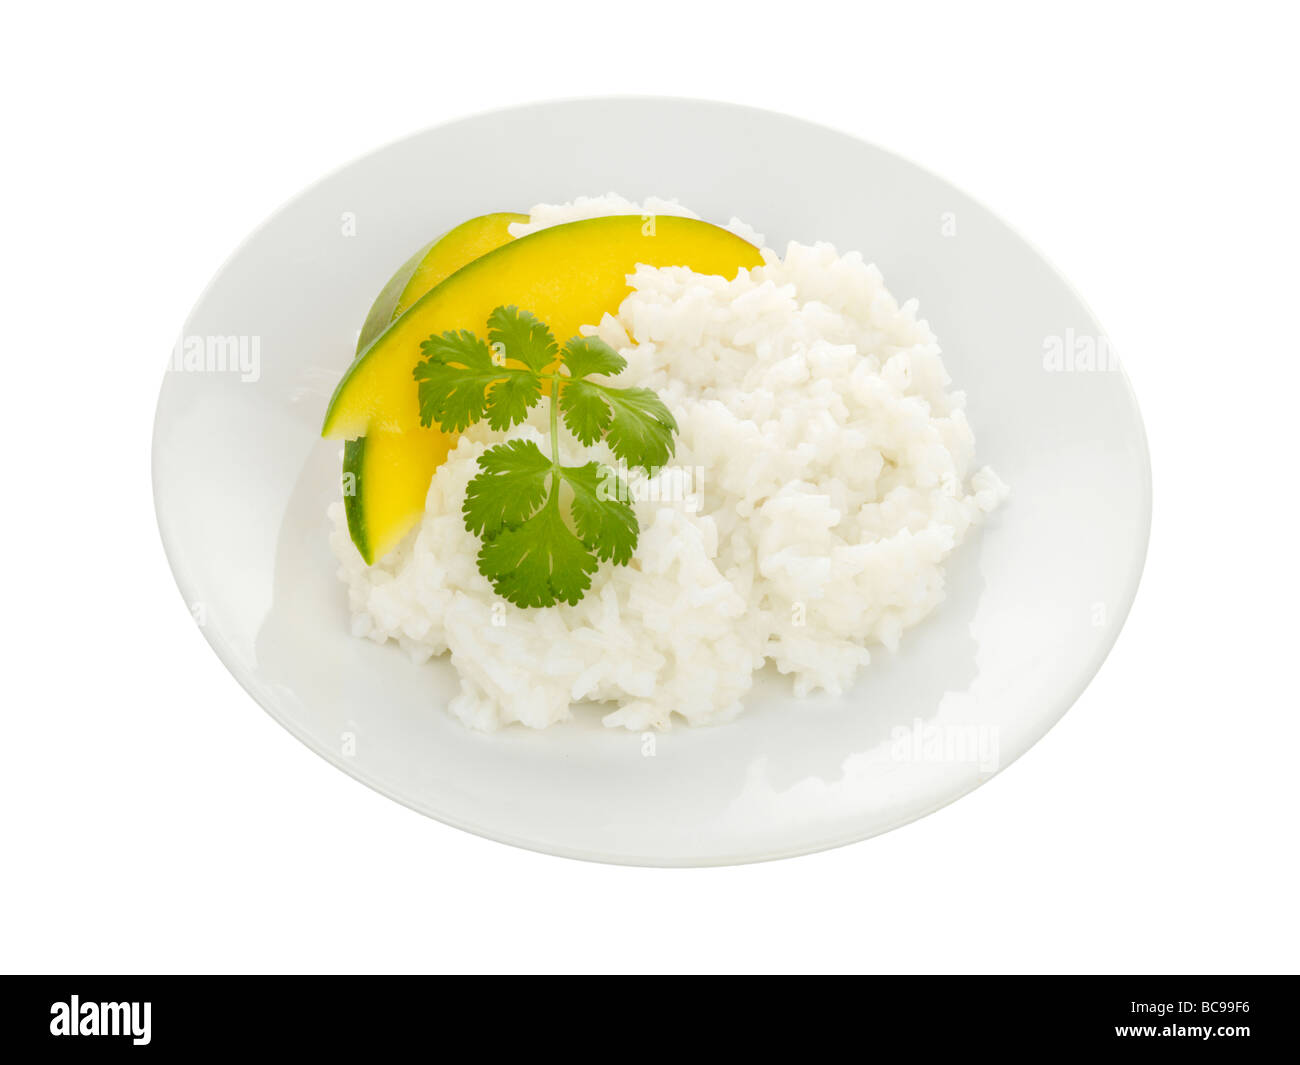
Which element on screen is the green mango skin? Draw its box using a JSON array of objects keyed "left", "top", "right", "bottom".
[
  {"left": 356, "top": 237, "right": 440, "bottom": 356},
  {"left": 341, "top": 441, "right": 373, "bottom": 562}
]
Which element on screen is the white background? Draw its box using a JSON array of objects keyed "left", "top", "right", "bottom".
[{"left": 3, "top": 1, "right": 1296, "bottom": 974}]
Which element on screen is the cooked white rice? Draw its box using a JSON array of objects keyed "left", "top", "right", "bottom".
[{"left": 329, "top": 196, "right": 1007, "bottom": 731}]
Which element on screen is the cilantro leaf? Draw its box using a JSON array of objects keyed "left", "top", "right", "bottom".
[
  {"left": 561, "top": 462, "right": 638, "bottom": 565},
  {"left": 488, "top": 306, "right": 558, "bottom": 374},
  {"left": 602, "top": 387, "right": 678, "bottom": 472},
  {"left": 414, "top": 329, "right": 501, "bottom": 432},
  {"left": 561, "top": 335, "right": 627, "bottom": 378},
  {"left": 557, "top": 337, "right": 641, "bottom": 447},
  {"left": 477, "top": 496, "right": 598, "bottom": 608},
  {"left": 463, "top": 440, "right": 553, "bottom": 538},
  {"left": 484, "top": 372, "right": 542, "bottom": 431},
  {"left": 557, "top": 379, "right": 612, "bottom": 445},
  {"left": 415, "top": 328, "right": 541, "bottom": 433}
]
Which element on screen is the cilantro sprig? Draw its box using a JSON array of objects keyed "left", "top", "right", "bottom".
[{"left": 414, "top": 306, "right": 677, "bottom": 608}]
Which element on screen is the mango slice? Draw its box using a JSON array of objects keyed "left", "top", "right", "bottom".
[
  {"left": 344, "top": 213, "right": 525, "bottom": 563},
  {"left": 325, "top": 215, "right": 763, "bottom": 562}
]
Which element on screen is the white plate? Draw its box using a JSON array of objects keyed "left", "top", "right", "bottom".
[{"left": 153, "top": 98, "right": 1151, "bottom": 865}]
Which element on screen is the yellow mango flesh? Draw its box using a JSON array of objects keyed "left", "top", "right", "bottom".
[
  {"left": 345, "top": 214, "right": 524, "bottom": 563},
  {"left": 325, "top": 215, "right": 763, "bottom": 561}
]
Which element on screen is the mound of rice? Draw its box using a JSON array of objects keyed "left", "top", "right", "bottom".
[{"left": 329, "top": 196, "right": 1007, "bottom": 731}]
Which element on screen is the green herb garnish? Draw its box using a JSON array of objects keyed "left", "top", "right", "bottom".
[{"left": 414, "top": 306, "right": 677, "bottom": 608}]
